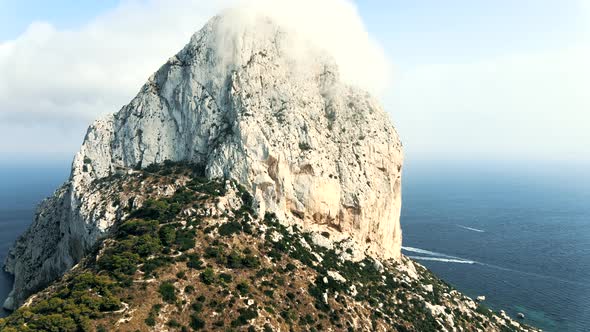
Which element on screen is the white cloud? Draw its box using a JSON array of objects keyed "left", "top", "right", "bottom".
[
  {"left": 0, "top": 1, "right": 222, "bottom": 125},
  {"left": 235, "top": 0, "right": 390, "bottom": 95},
  {"left": 0, "top": 0, "right": 389, "bottom": 157},
  {"left": 4, "top": 0, "right": 586, "bottom": 163}
]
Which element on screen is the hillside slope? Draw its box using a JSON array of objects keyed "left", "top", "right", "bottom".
[
  {"left": 0, "top": 163, "right": 537, "bottom": 332},
  {"left": 4, "top": 11, "right": 403, "bottom": 310}
]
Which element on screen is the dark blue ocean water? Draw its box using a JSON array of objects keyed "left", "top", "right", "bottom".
[
  {"left": 401, "top": 162, "right": 590, "bottom": 332},
  {"left": 0, "top": 161, "right": 588, "bottom": 331},
  {"left": 0, "top": 162, "right": 69, "bottom": 318}
]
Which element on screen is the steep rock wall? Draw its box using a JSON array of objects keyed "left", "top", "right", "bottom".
[{"left": 3, "top": 13, "right": 403, "bottom": 310}]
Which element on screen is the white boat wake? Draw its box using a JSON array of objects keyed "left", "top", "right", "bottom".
[
  {"left": 403, "top": 247, "right": 590, "bottom": 286},
  {"left": 402, "top": 246, "right": 477, "bottom": 264},
  {"left": 408, "top": 256, "right": 476, "bottom": 264},
  {"left": 401, "top": 246, "right": 457, "bottom": 258},
  {"left": 456, "top": 225, "right": 485, "bottom": 233}
]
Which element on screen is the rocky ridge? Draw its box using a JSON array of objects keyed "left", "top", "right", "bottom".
[
  {"left": 0, "top": 163, "right": 538, "bottom": 331},
  {"left": 3, "top": 11, "right": 403, "bottom": 310}
]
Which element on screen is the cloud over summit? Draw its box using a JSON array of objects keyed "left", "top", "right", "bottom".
[
  {"left": 0, "top": 0, "right": 389, "bottom": 125},
  {"left": 0, "top": 0, "right": 390, "bottom": 157}
]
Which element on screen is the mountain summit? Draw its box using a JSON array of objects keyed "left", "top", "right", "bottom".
[
  {"left": 1, "top": 10, "right": 537, "bottom": 332},
  {"left": 4, "top": 10, "right": 403, "bottom": 312}
]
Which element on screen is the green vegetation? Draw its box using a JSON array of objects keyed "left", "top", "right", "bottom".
[
  {"left": 219, "top": 272, "right": 233, "bottom": 283},
  {"left": 200, "top": 268, "right": 216, "bottom": 285},
  {"left": 185, "top": 285, "right": 195, "bottom": 294},
  {"left": 158, "top": 224, "right": 176, "bottom": 246},
  {"left": 175, "top": 228, "right": 196, "bottom": 251},
  {"left": 118, "top": 219, "right": 158, "bottom": 236},
  {"left": 236, "top": 281, "right": 250, "bottom": 296},
  {"left": 298, "top": 142, "right": 312, "bottom": 151},
  {"left": 218, "top": 220, "right": 243, "bottom": 236},
  {"left": 190, "top": 314, "right": 206, "bottom": 330},
  {"left": 0, "top": 273, "right": 121, "bottom": 331},
  {"left": 158, "top": 282, "right": 177, "bottom": 303},
  {"left": 0, "top": 162, "right": 216, "bottom": 331},
  {"left": 0, "top": 161, "right": 523, "bottom": 332},
  {"left": 186, "top": 253, "right": 204, "bottom": 270},
  {"left": 232, "top": 307, "right": 259, "bottom": 327},
  {"left": 145, "top": 314, "right": 156, "bottom": 327}
]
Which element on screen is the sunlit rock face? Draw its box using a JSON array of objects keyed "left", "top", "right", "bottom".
[{"left": 3, "top": 11, "right": 403, "bottom": 310}]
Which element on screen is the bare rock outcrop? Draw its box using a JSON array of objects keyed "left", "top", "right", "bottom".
[{"left": 3, "top": 11, "right": 403, "bottom": 310}]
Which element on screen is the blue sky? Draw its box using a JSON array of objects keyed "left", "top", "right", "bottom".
[
  {"left": 2, "top": 1, "right": 585, "bottom": 62},
  {"left": 0, "top": 1, "right": 118, "bottom": 40},
  {"left": 0, "top": 0, "right": 588, "bottom": 166},
  {"left": 359, "top": 1, "right": 587, "bottom": 62}
]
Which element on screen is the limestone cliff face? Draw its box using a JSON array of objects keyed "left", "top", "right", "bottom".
[{"left": 3, "top": 12, "right": 403, "bottom": 310}]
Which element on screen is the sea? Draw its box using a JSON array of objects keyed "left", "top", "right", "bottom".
[
  {"left": 401, "top": 162, "right": 590, "bottom": 332},
  {"left": 0, "top": 161, "right": 70, "bottom": 318},
  {"left": 0, "top": 160, "right": 588, "bottom": 331}
]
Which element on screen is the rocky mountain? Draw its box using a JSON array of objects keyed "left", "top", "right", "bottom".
[
  {"left": 1, "top": 9, "right": 537, "bottom": 332},
  {"left": 3, "top": 10, "right": 403, "bottom": 311},
  {"left": 0, "top": 162, "right": 536, "bottom": 331}
]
